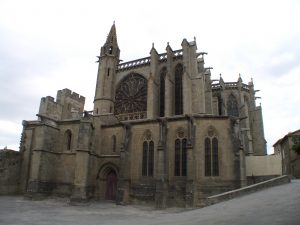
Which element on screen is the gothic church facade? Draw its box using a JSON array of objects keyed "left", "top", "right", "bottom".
[{"left": 18, "top": 24, "right": 266, "bottom": 207}]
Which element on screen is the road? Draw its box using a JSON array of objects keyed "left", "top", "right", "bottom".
[{"left": 0, "top": 180, "right": 299, "bottom": 225}]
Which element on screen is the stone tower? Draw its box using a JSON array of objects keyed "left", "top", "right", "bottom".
[{"left": 94, "top": 23, "right": 120, "bottom": 115}]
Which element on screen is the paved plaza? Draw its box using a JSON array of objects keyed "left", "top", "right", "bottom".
[{"left": 0, "top": 180, "right": 299, "bottom": 225}]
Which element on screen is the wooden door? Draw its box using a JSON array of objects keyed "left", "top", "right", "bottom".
[{"left": 105, "top": 171, "right": 117, "bottom": 200}]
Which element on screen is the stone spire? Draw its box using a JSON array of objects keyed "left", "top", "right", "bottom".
[{"left": 100, "top": 23, "right": 120, "bottom": 58}]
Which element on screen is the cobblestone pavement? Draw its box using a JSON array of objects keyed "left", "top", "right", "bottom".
[{"left": 0, "top": 180, "right": 299, "bottom": 225}]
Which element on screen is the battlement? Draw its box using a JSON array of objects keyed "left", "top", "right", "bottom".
[
  {"left": 42, "top": 96, "right": 55, "bottom": 102},
  {"left": 57, "top": 88, "right": 85, "bottom": 104},
  {"left": 39, "top": 89, "right": 85, "bottom": 121}
]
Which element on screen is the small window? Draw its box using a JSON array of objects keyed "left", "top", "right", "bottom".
[
  {"left": 64, "top": 130, "right": 72, "bottom": 150},
  {"left": 112, "top": 135, "right": 116, "bottom": 152},
  {"left": 109, "top": 46, "right": 113, "bottom": 54},
  {"left": 107, "top": 68, "right": 110, "bottom": 77}
]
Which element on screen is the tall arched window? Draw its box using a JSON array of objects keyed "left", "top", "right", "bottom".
[
  {"left": 175, "top": 139, "right": 181, "bottom": 176},
  {"left": 64, "top": 130, "right": 72, "bottom": 150},
  {"left": 175, "top": 64, "right": 183, "bottom": 115},
  {"left": 159, "top": 67, "right": 167, "bottom": 117},
  {"left": 217, "top": 95, "right": 223, "bottom": 116},
  {"left": 212, "top": 137, "right": 219, "bottom": 176},
  {"left": 227, "top": 94, "right": 239, "bottom": 117},
  {"left": 112, "top": 135, "right": 116, "bottom": 152},
  {"left": 174, "top": 138, "right": 187, "bottom": 176},
  {"left": 204, "top": 138, "right": 211, "bottom": 176},
  {"left": 142, "top": 140, "right": 154, "bottom": 176},
  {"left": 204, "top": 136, "right": 219, "bottom": 177}
]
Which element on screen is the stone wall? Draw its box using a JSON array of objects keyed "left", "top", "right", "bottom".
[
  {"left": 206, "top": 175, "right": 290, "bottom": 206},
  {"left": 246, "top": 155, "right": 282, "bottom": 176},
  {"left": 0, "top": 149, "right": 21, "bottom": 194}
]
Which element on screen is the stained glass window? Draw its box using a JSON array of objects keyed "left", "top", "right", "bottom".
[
  {"left": 115, "top": 73, "right": 147, "bottom": 115},
  {"left": 212, "top": 137, "right": 219, "bottom": 176},
  {"left": 175, "top": 139, "right": 181, "bottom": 176},
  {"left": 205, "top": 138, "right": 211, "bottom": 176},
  {"left": 227, "top": 94, "right": 239, "bottom": 117},
  {"left": 159, "top": 67, "right": 166, "bottom": 117},
  {"left": 174, "top": 138, "right": 187, "bottom": 176},
  {"left": 175, "top": 64, "right": 183, "bottom": 115},
  {"left": 142, "top": 140, "right": 154, "bottom": 176},
  {"left": 205, "top": 137, "right": 219, "bottom": 177}
]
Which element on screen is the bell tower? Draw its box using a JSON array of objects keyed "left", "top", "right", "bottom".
[{"left": 94, "top": 23, "right": 120, "bottom": 115}]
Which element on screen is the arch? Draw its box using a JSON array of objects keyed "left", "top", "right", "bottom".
[
  {"left": 227, "top": 94, "right": 239, "bottom": 117},
  {"left": 159, "top": 67, "right": 167, "bottom": 117},
  {"left": 64, "top": 130, "right": 72, "bottom": 150},
  {"left": 115, "top": 73, "right": 148, "bottom": 115},
  {"left": 175, "top": 63, "right": 183, "bottom": 115},
  {"left": 96, "top": 163, "right": 119, "bottom": 201},
  {"left": 97, "top": 162, "right": 119, "bottom": 180}
]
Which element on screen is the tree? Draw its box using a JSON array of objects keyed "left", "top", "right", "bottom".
[{"left": 292, "top": 135, "right": 300, "bottom": 155}]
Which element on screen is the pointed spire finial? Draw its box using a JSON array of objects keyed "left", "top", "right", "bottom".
[
  {"left": 101, "top": 23, "right": 120, "bottom": 57},
  {"left": 152, "top": 42, "right": 154, "bottom": 48},
  {"left": 113, "top": 20, "right": 115, "bottom": 25},
  {"left": 238, "top": 73, "right": 243, "bottom": 82}
]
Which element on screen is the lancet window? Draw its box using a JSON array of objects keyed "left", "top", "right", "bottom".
[
  {"left": 227, "top": 94, "right": 239, "bottom": 117},
  {"left": 159, "top": 67, "right": 167, "bottom": 117},
  {"left": 175, "top": 64, "right": 183, "bottom": 115},
  {"left": 142, "top": 130, "right": 154, "bottom": 177},
  {"left": 204, "top": 128, "right": 219, "bottom": 177},
  {"left": 174, "top": 138, "right": 187, "bottom": 176}
]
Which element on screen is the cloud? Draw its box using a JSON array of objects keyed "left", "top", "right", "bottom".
[{"left": 0, "top": 0, "right": 300, "bottom": 153}]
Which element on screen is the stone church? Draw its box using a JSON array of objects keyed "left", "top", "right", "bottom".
[{"left": 16, "top": 24, "right": 266, "bottom": 207}]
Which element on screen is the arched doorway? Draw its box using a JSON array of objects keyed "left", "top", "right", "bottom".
[{"left": 105, "top": 170, "right": 118, "bottom": 200}]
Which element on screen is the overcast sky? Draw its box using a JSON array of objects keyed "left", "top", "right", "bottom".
[{"left": 0, "top": 0, "right": 299, "bottom": 153}]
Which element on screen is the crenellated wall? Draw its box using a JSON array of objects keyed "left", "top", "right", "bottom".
[{"left": 39, "top": 89, "right": 85, "bottom": 121}]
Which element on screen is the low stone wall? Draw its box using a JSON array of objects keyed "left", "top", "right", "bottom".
[
  {"left": 245, "top": 155, "right": 282, "bottom": 176},
  {"left": 0, "top": 149, "right": 21, "bottom": 195},
  {"left": 206, "top": 175, "right": 290, "bottom": 206}
]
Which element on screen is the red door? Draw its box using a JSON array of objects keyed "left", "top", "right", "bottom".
[{"left": 105, "top": 171, "right": 117, "bottom": 200}]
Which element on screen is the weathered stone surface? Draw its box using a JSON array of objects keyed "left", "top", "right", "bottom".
[{"left": 1, "top": 24, "right": 269, "bottom": 208}]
